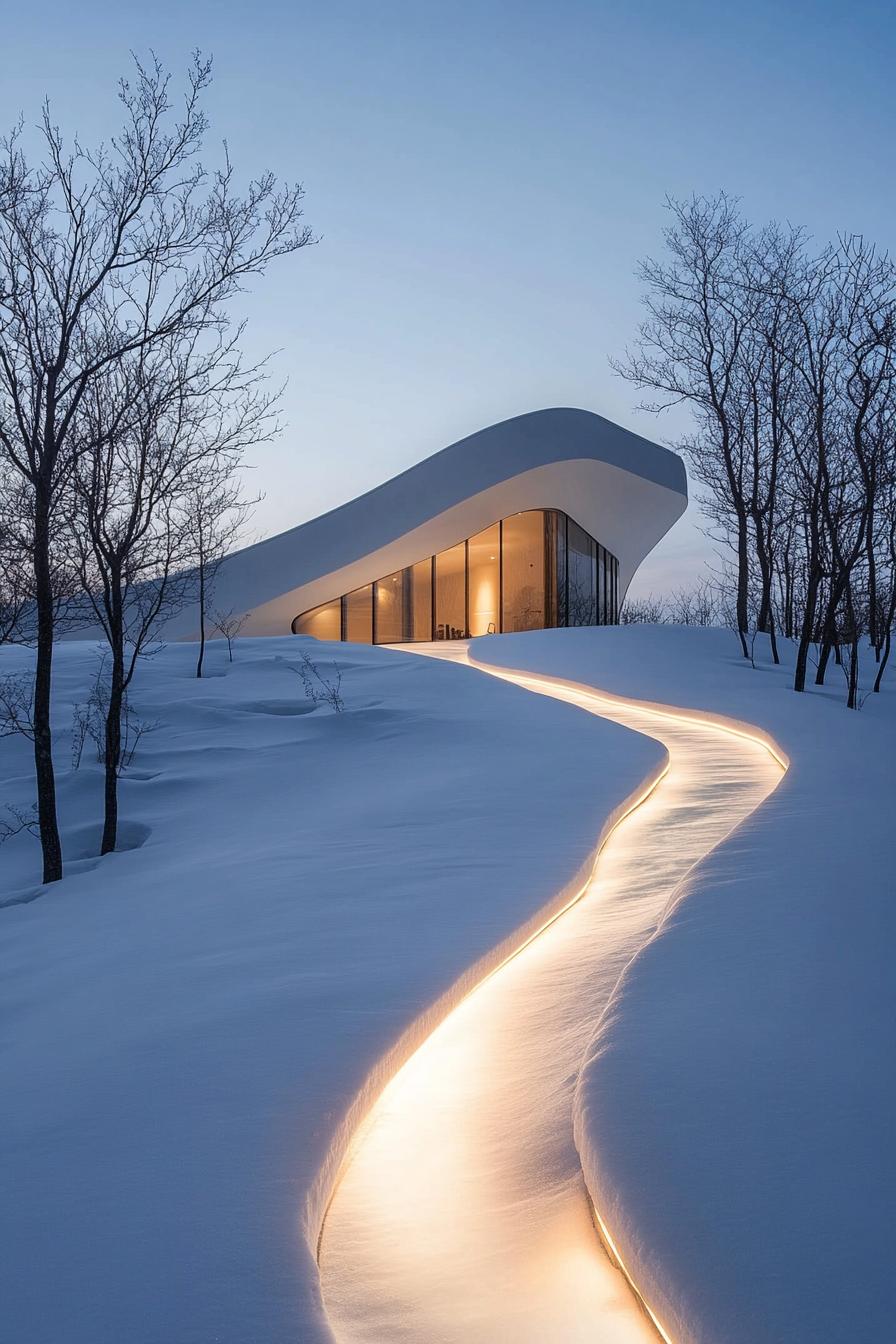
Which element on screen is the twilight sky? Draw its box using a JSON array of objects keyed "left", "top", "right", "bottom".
[{"left": 5, "top": 0, "right": 895, "bottom": 594}]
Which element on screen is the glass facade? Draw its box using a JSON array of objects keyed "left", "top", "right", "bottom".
[
  {"left": 567, "top": 517, "right": 596, "bottom": 626},
  {"left": 467, "top": 524, "right": 500, "bottom": 637},
  {"left": 373, "top": 569, "right": 405, "bottom": 644},
  {"left": 295, "top": 596, "right": 341, "bottom": 641},
  {"left": 344, "top": 584, "right": 373, "bottom": 643},
  {"left": 502, "top": 510, "right": 546, "bottom": 633},
  {"left": 435, "top": 541, "right": 466, "bottom": 641},
  {"left": 292, "top": 509, "right": 620, "bottom": 643}
]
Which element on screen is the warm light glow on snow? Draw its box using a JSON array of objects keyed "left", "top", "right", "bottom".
[{"left": 318, "top": 649, "right": 784, "bottom": 1343}]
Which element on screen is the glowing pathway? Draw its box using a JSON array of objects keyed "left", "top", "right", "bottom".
[{"left": 318, "top": 652, "right": 784, "bottom": 1343}]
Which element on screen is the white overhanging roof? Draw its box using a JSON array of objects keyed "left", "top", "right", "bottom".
[{"left": 173, "top": 407, "right": 687, "bottom": 637}]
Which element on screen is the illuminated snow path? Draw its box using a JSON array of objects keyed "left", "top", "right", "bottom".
[{"left": 318, "top": 652, "right": 784, "bottom": 1343}]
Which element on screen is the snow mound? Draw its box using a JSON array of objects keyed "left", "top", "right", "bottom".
[
  {"left": 472, "top": 625, "right": 895, "bottom": 1344},
  {"left": 0, "top": 635, "right": 661, "bottom": 1344}
]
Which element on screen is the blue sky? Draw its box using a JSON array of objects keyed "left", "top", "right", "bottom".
[{"left": 5, "top": 1, "right": 895, "bottom": 593}]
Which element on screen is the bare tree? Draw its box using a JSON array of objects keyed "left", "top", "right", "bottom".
[
  {"left": 614, "top": 193, "right": 755, "bottom": 656},
  {"left": 770, "top": 239, "right": 896, "bottom": 695},
  {"left": 0, "top": 53, "right": 313, "bottom": 880},
  {"left": 0, "top": 668, "right": 33, "bottom": 739},
  {"left": 871, "top": 464, "right": 896, "bottom": 693},
  {"left": 70, "top": 329, "right": 273, "bottom": 853},
  {"left": 619, "top": 198, "right": 896, "bottom": 707},
  {"left": 620, "top": 593, "right": 668, "bottom": 624},
  {"left": 70, "top": 357, "right": 195, "bottom": 854},
  {"left": 666, "top": 578, "right": 722, "bottom": 626},
  {"left": 0, "top": 668, "right": 39, "bottom": 843},
  {"left": 621, "top": 580, "right": 722, "bottom": 628},
  {"left": 0, "top": 801, "right": 39, "bottom": 847},
  {"left": 70, "top": 652, "right": 159, "bottom": 774},
  {"left": 0, "top": 496, "right": 28, "bottom": 643},
  {"left": 190, "top": 474, "right": 255, "bottom": 678},
  {"left": 736, "top": 222, "right": 807, "bottom": 663},
  {"left": 212, "top": 606, "right": 249, "bottom": 661}
]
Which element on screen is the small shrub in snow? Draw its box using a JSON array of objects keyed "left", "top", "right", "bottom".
[
  {"left": 621, "top": 579, "right": 723, "bottom": 628},
  {"left": 620, "top": 594, "right": 669, "bottom": 625},
  {"left": 0, "top": 678, "right": 39, "bottom": 849},
  {"left": 212, "top": 608, "right": 250, "bottom": 663},
  {"left": 293, "top": 651, "right": 345, "bottom": 712},
  {"left": 0, "top": 672, "right": 35, "bottom": 741},
  {"left": 71, "top": 657, "right": 160, "bottom": 771},
  {"left": 0, "top": 801, "right": 38, "bottom": 846}
]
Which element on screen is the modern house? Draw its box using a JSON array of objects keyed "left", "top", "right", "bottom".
[{"left": 185, "top": 408, "right": 687, "bottom": 643}]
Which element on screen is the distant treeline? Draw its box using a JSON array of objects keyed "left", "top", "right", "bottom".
[{"left": 616, "top": 193, "right": 896, "bottom": 708}]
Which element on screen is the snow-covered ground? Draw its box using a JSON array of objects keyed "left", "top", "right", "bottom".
[
  {"left": 318, "top": 653, "right": 781, "bottom": 1344},
  {"left": 0, "top": 636, "right": 661, "bottom": 1344},
  {"left": 4, "top": 627, "right": 891, "bottom": 1344},
  {"left": 472, "top": 626, "right": 896, "bottom": 1344}
]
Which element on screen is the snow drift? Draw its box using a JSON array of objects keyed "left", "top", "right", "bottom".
[
  {"left": 472, "top": 625, "right": 895, "bottom": 1344},
  {"left": 0, "top": 636, "right": 661, "bottom": 1344}
]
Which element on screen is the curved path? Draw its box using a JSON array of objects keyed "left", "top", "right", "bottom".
[{"left": 318, "top": 653, "right": 784, "bottom": 1342}]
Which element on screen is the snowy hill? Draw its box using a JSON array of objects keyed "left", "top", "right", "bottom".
[
  {"left": 0, "top": 637, "right": 658, "bottom": 1344},
  {"left": 473, "top": 625, "right": 896, "bottom": 1344},
  {"left": 3, "top": 626, "right": 892, "bottom": 1343}
]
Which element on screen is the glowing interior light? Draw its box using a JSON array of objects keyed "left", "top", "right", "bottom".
[{"left": 317, "top": 648, "right": 785, "bottom": 1343}]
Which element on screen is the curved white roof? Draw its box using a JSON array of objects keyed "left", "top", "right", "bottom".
[{"left": 169, "top": 407, "right": 687, "bottom": 637}]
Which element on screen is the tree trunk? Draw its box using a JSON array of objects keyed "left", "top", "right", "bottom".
[
  {"left": 196, "top": 557, "right": 206, "bottom": 678},
  {"left": 32, "top": 482, "right": 63, "bottom": 883},
  {"left": 794, "top": 569, "right": 820, "bottom": 693},
  {"left": 873, "top": 619, "right": 892, "bottom": 693},
  {"left": 757, "top": 591, "right": 770, "bottom": 633},
  {"left": 752, "top": 516, "right": 779, "bottom": 663},
  {"left": 101, "top": 620, "right": 125, "bottom": 855},
  {"left": 736, "top": 512, "right": 750, "bottom": 658},
  {"left": 782, "top": 555, "right": 794, "bottom": 639},
  {"left": 845, "top": 635, "right": 859, "bottom": 710},
  {"left": 754, "top": 515, "right": 773, "bottom": 634},
  {"left": 866, "top": 500, "right": 878, "bottom": 655}
]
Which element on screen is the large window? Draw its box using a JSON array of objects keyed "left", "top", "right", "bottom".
[
  {"left": 344, "top": 584, "right": 373, "bottom": 643},
  {"left": 293, "top": 598, "right": 341, "bottom": 640},
  {"left": 411, "top": 558, "right": 433, "bottom": 641},
  {"left": 435, "top": 541, "right": 466, "bottom": 640},
  {"left": 467, "top": 524, "right": 500, "bottom": 637},
  {"left": 596, "top": 543, "right": 618, "bottom": 625},
  {"left": 502, "top": 511, "right": 545, "bottom": 633},
  {"left": 374, "top": 569, "right": 405, "bottom": 644},
  {"left": 292, "top": 510, "right": 619, "bottom": 643},
  {"left": 568, "top": 518, "right": 596, "bottom": 626}
]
